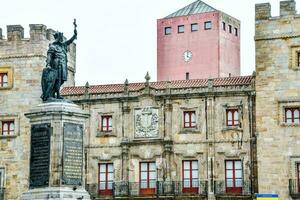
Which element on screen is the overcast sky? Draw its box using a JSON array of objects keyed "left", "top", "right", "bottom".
[{"left": 0, "top": 0, "right": 297, "bottom": 86}]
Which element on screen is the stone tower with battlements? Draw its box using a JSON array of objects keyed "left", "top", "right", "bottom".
[
  {"left": 0, "top": 24, "right": 76, "bottom": 200},
  {"left": 255, "top": 1, "right": 300, "bottom": 199}
]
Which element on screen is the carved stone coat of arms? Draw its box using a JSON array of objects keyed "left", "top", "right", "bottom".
[{"left": 135, "top": 107, "right": 159, "bottom": 138}]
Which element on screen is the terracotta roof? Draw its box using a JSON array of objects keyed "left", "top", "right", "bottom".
[{"left": 61, "top": 76, "right": 253, "bottom": 96}]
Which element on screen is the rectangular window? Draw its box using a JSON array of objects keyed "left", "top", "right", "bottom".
[
  {"left": 226, "top": 109, "right": 239, "bottom": 127},
  {"left": 234, "top": 28, "right": 238, "bottom": 36},
  {"left": 165, "top": 27, "right": 172, "bottom": 35},
  {"left": 298, "top": 52, "right": 300, "bottom": 67},
  {"left": 0, "top": 168, "right": 4, "bottom": 190},
  {"left": 140, "top": 162, "right": 156, "bottom": 195},
  {"left": 184, "top": 111, "right": 196, "bottom": 128},
  {"left": 285, "top": 108, "right": 300, "bottom": 124},
  {"left": 101, "top": 116, "right": 112, "bottom": 132},
  {"left": 191, "top": 23, "right": 198, "bottom": 32},
  {"left": 178, "top": 25, "right": 184, "bottom": 33},
  {"left": 98, "top": 163, "right": 113, "bottom": 195},
  {"left": 228, "top": 25, "right": 232, "bottom": 33},
  {"left": 0, "top": 73, "right": 8, "bottom": 87},
  {"left": 1, "top": 121, "right": 14, "bottom": 135},
  {"left": 297, "top": 163, "right": 300, "bottom": 193},
  {"left": 182, "top": 160, "right": 199, "bottom": 193},
  {"left": 222, "top": 22, "right": 226, "bottom": 31},
  {"left": 186, "top": 72, "right": 189, "bottom": 80},
  {"left": 225, "top": 160, "right": 242, "bottom": 193},
  {"left": 204, "top": 21, "right": 212, "bottom": 30}
]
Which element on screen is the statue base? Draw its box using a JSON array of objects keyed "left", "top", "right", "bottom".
[
  {"left": 21, "top": 187, "right": 90, "bottom": 200},
  {"left": 21, "top": 102, "right": 90, "bottom": 200}
]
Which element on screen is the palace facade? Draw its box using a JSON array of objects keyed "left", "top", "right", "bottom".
[{"left": 0, "top": 1, "right": 299, "bottom": 200}]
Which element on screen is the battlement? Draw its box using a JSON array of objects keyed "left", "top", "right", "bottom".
[
  {"left": 7, "top": 25, "right": 24, "bottom": 41},
  {"left": 255, "top": 0, "right": 297, "bottom": 20},
  {"left": 255, "top": 3, "right": 271, "bottom": 20},
  {"left": 0, "top": 24, "right": 58, "bottom": 41},
  {"left": 254, "top": 0, "right": 300, "bottom": 41}
]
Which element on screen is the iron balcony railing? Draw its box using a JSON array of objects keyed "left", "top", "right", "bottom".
[
  {"left": 289, "top": 179, "right": 300, "bottom": 196},
  {"left": 112, "top": 180, "right": 208, "bottom": 197},
  {"left": 0, "top": 188, "right": 4, "bottom": 200},
  {"left": 214, "top": 180, "right": 251, "bottom": 196}
]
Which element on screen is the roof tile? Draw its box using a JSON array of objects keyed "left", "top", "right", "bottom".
[{"left": 61, "top": 75, "right": 254, "bottom": 96}]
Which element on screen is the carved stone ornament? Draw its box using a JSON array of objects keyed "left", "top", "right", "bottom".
[{"left": 135, "top": 107, "right": 159, "bottom": 138}]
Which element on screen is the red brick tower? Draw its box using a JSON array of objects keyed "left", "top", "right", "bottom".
[{"left": 157, "top": 0, "right": 240, "bottom": 81}]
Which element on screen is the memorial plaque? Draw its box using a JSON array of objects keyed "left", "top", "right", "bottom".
[
  {"left": 29, "top": 123, "right": 51, "bottom": 188},
  {"left": 62, "top": 122, "right": 83, "bottom": 185}
]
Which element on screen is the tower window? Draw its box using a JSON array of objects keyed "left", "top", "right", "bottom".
[
  {"left": 228, "top": 25, "right": 232, "bottom": 33},
  {"left": 222, "top": 22, "right": 226, "bottom": 31},
  {"left": 178, "top": 25, "right": 184, "bottom": 33},
  {"left": 0, "top": 73, "right": 8, "bottom": 87},
  {"left": 297, "top": 52, "right": 300, "bottom": 67},
  {"left": 204, "top": 21, "right": 212, "bottom": 30},
  {"left": 164, "top": 27, "right": 172, "bottom": 35},
  {"left": 186, "top": 72, "right": 189, "bottom": 80},
  {"left": 191, "top": 23, "right": 198, "bottom": 32},
  {"left": 285, "top": 108, "right": 300, "bottom": 124},
  {"left": 234, "top": 28, "right": 238, "bottom": 36},
  {"left": 1, "top": 121, "right": 15, "bottom": 135}
]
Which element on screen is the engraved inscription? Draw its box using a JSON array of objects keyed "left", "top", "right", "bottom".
[
  {"left": 135, "top": 107, "right": 159, "bottom": 138},
  {"left": 62, "top": 123, "right": 83, "bottom": 185},
  {"left": 29, "top": 123, "right": 51, "bottom": 188}
]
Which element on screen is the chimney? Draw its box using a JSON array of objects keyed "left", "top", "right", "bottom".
[{"left": 7, "top": 25, "right": 24, "bottom": 41}]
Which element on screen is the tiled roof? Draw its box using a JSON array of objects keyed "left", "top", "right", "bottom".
[
  {"left": 165, "top": 0, "right": 217, "bottom": 19},
  {"left": 61, "top": 76, "right": 253, "bottom": 96}
]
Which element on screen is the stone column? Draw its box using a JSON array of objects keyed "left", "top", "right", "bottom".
[
  {"left": 163, "top": 142, "right": 172, "bottom": 182},
  {"left": 21, "top": 102, "right": 90, "bottom": 200}
]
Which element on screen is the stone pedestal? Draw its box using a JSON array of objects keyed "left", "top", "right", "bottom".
[{"left": 21, "top": 102, "right": 90, "bottom": 200}]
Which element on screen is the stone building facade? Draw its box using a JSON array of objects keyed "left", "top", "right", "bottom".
[
  {"left": 0, "top": 25, "right": 76, "bottom": 200},
  {"left": 0, "top": 0, "right": 299, "bottom": 200},
  {"left": 255, "top": 1, "right": 300, "bottom": 199},
  {"left": 61, "top": 75, "right": 256, "bottom": 199}
]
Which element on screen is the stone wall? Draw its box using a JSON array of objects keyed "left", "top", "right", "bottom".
[
  {"left": 0, "top": 24, "right": 76, "bottom": 200},
  {"left": 255, "top": 1, "right": 300, "bottom": 199}
]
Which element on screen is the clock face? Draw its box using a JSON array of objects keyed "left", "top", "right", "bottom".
[{"left": 183, "top": 50, "right": 192, "bottom": 62}]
